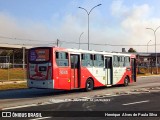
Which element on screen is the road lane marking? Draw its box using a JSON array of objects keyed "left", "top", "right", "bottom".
[
  {"left": 108, "top": 94, "right": 121, "bottom": 97},
  {"left": 2, "top": 99, "right": 70, "bottom": 110},
  {"left": 122, "top": 100, "right": 149, "bottom": 106},
  {"left": 80, "top": 97, "right": 91, "bottom": 99},
  {"left": 127, "top": 92, "right": 141, "bottom": 94},
  {"left": 2, "top": 104, "right": 38, "bottom": 110},
  {"left": 2, "top": 100, "right": 67, "bottom": 110},
  {"left": 30, "top": 117, "right": 52, "bottom": 120}
]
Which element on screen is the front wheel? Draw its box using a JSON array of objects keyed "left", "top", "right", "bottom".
[
  {"left": 124, "top": 77, "right": 129, "bottom": 86},
  {"left": 85, "top": 78, "right": 94, "bottom": 91}
]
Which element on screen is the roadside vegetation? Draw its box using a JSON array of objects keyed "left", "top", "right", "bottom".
[
  {"left": 0, "top": 68, "right": 26, "bottom": 81},
  {"left": 0, "top": 68, "right": 27, "bottom": 90},
  {"left": 0, "top": 82, "right": 27, "bottom": 90}
]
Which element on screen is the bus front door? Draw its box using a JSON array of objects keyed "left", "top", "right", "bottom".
[
  {"left": 105, "top": 57, "right": 113, "bottom": 85},
  {"left": 70, "top": 54, "right": 80, "bottom": 89}
]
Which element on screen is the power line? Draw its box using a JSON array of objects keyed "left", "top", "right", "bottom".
[
  {"left": 0, "top": 35, "right": 55, "bottom": 43},
  {"left": 60, "top": 40, "right": 159, "bottom": 46},
  {"left": 0, "top": 42, "right": 56, "bottom": 46},
  {"left": 0, "top": 35, "right": 160, "bottom": 47}
]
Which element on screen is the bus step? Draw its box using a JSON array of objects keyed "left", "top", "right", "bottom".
[{"left": 106, "top": 85, "right": 112, "bottom": 87}]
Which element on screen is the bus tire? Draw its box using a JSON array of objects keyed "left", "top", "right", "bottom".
[
  {"left": 124, "top": 77, "right": 129, "bottom": 86},
  {"left": 85, "top": 78, "right": 94, "bottom": 91}
]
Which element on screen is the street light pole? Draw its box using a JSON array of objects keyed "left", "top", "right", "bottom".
[
  {"left": 147, "top": 40, "right": 151, "bottom": 53},
  {"left": 147, "top": 40, "right": 151, "bottom": 74},
  {"left": 146, "top": 26, "right": 160, "bottom": 74},
  {"left": 79, "top": 32, "right": 84, "bottom": 49},
  {"left": 78, "top": 4, "right": 102, "bottom": 50}
]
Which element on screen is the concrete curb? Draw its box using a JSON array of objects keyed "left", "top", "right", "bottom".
[
  {"left": 0, "top": 80, "right": 26, "bottom": 85},
  {"left": 138, "top": 75, "right": 160, "bottom": 78}
]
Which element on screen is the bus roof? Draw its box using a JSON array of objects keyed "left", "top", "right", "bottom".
[
  {"left": 67, "top": 48, "right": 132, "bottom": 57},
  {"left": 30, "top": 46, "right": 134, "bottom": 57}
]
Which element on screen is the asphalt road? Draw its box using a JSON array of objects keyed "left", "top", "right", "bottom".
[
  {"left": 1, "top": 86, "right": 160, "bottom": 120},
  {"left": 0, "top": 76, "right": 160, "bottom": 108},
  {"left": 0, "top": 76, "right": 160, "bottom": 120}
]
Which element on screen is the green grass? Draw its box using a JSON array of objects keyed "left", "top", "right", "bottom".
[
  {"left": 0, "top": 82, "right": 27, "bottom": 90},
  {"left": 0, "top": 68, "right": 26, "bottom": 81}
]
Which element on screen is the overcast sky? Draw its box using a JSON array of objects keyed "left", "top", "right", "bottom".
[{"left": 0, "top": 0, "right": 160, "bottom": 52}]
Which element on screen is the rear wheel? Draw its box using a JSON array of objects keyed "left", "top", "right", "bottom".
[
  {"left": 85, "top": 78, "right": 94, "bottom": 91},
  {"left": 124, "top": 77, "right": 129, "bottom": 86}
]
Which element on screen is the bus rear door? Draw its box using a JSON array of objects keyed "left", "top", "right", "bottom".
[{"left": 105, "top": 56, "right": 113, "bottom": 85}]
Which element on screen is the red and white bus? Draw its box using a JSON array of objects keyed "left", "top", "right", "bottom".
[{"left": 27, "top": 47, "right": 136, "bottom": 91}]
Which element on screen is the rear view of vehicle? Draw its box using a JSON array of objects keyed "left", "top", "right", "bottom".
[
  {"left": 27, "top": 47, "right": 137, "bottom": 91},
  {"left": 27, "top": 47, "right": 53, "bottom": 89}
]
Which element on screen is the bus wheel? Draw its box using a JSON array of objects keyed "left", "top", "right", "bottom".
[
  {"left": 85, "top": 78, "right": 94, "bottom": 91},
  {"left": 124, "top": 77, "right": 129, "bottom": 86}
]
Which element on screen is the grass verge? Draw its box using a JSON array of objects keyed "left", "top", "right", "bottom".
[
  {"left": 0, "top": 82, "right": 27, "bottom": 91},
  {"left": 0, "top": 68, "right": 26, "bottom": 81}
]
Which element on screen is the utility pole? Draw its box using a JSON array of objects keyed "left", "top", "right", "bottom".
[
  {"left": 57, "top": 39, "right": 59, "bottom": 47},
  {"left": 22, "top": 46, "right": 25, "bottom": 69}
]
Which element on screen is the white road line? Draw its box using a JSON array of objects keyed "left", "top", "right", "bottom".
[
  {"left": 2, "top": 99, "right": 70, "bottom": 110},
  {"left": 2, "top": 104, "right": 38, "bottom": 110},
  {"left": 80, "top": 97, "right": 91, "bottom": 99},
  {"left": 108, "top": 94, "right": 121, "bottom": 97},
  {"left": 30, "top": 117, "right": 52, "bottom": 120},
  {"left": 2, "top": 101, "right": 63, "bottom": 110},
  {"left": 122, "top": 100, "right": 149, "bottom": 106}
]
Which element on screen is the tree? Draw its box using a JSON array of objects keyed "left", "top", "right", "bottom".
[
  {"left": 128, "top": 48, "right": 137, "bottom": 53},
  {"left": 0, "top": 50, "right": 13, "bottom": 56}
]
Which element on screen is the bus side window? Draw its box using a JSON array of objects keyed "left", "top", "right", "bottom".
[
  {"left": 81, "top": 53, "right": 93, "bottom": 67},
  {"left": 99, "top": 55, "right": 104, "bottom": 67},
  {"left": 113, "top": 56, "right": 119, "bottom": 67},
  {"left": 56, "top": 52, "right": 69, "bottom": 67},
  {"left": 94, "top": 54, "right": 104, "bottom": 67},
  {"left": 89, "top": 54, "right": 94, "bottom": 66},
  {"left": 125, "top": 56, "right": 130, "bottom": 67},
  {"left": 119, "top": 56, "right": 124, "bottom": 67},
  {"left": 94, "top": 55, "right": 98, "bottom": 67}
]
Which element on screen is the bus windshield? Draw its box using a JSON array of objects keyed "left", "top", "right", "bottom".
[{"left": 29, "top": 48, "right": 50, "bottom": 63}]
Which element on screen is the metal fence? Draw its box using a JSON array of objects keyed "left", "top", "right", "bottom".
[
  {"left": 0, "top": 56, "right": 27, "bottom": 81},
  {"left": 138, "top": 66, "right": 160, "bottom": 74},
  {"left": 137, "top": 60, "right": 160, "bottom": 74}
]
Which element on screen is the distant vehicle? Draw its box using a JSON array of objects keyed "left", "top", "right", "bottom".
[{"left": 27, "top": 47, "right": 136, "bottom": 91}]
